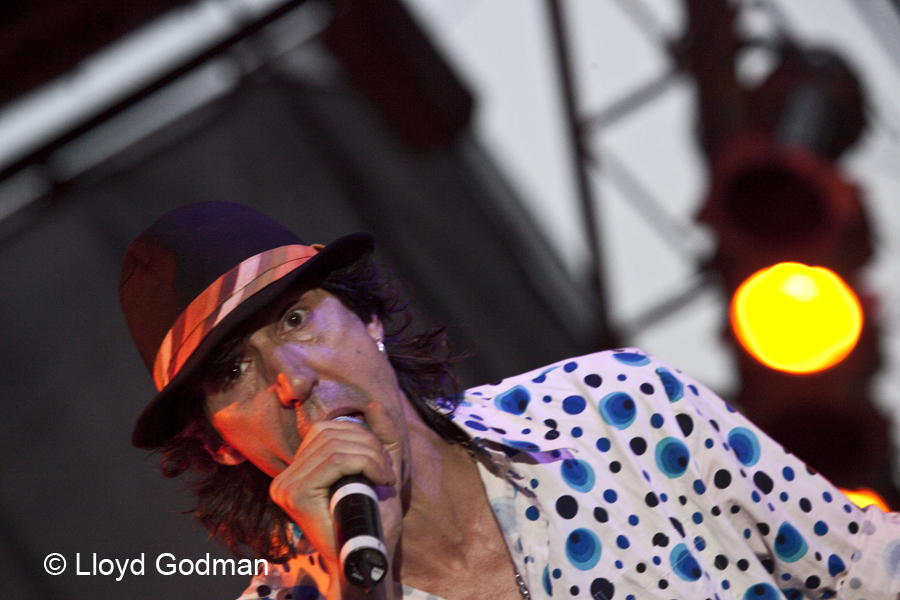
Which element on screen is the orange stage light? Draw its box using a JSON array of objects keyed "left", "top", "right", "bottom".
[
  {"left": 730, "top": 262, "right": 863, "bottom": 373},
  {"left": 840, "top": 488, "right": 890, "bottom": 512}
]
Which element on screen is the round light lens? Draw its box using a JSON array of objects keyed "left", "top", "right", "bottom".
[{"left": 730, "top": 262, "right": 863, "bottom": 373}]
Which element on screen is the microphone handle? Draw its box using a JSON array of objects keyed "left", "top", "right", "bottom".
[{"left": 328, "top": 418, "right": 389, "bottom": 591}]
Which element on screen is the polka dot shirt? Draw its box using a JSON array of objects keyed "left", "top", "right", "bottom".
[{"left": 238, "top": 349, "right": 900, "bottom": 600}]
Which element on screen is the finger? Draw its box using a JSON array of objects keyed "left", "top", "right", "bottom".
[
  {"left": 274, "top": 450, "right": 392, "bottom": 502},
  {"left": 294, "top": 426, "right": 395, "bottom": 485},
  {"left": 363, "top": 401, "right": 403, "bottom": 449}
]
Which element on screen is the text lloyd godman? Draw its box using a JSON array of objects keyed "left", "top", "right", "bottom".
[{"left": 75, "top": 552, "right": 268, "bottom": 580}]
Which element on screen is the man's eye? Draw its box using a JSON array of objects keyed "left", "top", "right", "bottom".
[
  {"left": 225, "top": 360, "right": 249, "bottom": 383},
  {"left": 281, "top": 308, "right": 306, "bottom": 331}
]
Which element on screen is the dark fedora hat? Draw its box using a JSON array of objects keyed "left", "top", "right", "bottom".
[{"left": 119, "top": 201, "right": 374, "bottom": 448}]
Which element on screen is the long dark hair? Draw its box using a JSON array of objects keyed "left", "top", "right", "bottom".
[{"left": 156, "top": 254, "right": 468, "bottom": 562}]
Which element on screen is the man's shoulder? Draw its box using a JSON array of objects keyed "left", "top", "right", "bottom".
[
  {"left": 460, "top": 348, "right": 694, "bottom": 401},
  {"left": 450, "top": 349, "right": 710, "bottom": 453}
]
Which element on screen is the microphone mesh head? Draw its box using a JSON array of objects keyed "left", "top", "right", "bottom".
[{"left": 332, "top": 415, "right": 369, "bottom": 430}]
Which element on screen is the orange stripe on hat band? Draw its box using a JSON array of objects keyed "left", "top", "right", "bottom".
[{"left": 152, "top": 244, "right": 319, "bottom": 391}]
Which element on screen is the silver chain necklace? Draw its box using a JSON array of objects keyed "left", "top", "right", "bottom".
[{"left": 513, "top": 566, "right": 531, "bottom": 599}]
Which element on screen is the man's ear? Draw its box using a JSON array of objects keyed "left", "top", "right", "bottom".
[
  {"left": 366, "top": 315, "right": 384, "bottom": 343},
  {"left": 206, "top": 442, "right": 247, "bottom": 466}
]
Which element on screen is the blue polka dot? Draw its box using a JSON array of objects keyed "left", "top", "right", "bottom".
[
  {"left": 604, "top": 489, "right": 618, "bottom": 503},
  {"left": 783, "top": 466, "right": 795, "bottom": 481},
  {"left": 596, "top": 438, "right": 611, "bottom": 452},
  {"left": 532, "top": 366, "right": 559, "bottom": 383},
  {"left": 553, "top": 568, "right": 562, "bottom": 579},
  {"left": 616, "top": 535, "right": 630, "bottom": 549},
  {"left": 728, "top": 427, "right": 761, "bottom": 467},
  {"left": 650, "top": 413, "right": 664, "bottom": 428},
  {"left": 843, "top": 504, "right": 852, "bottom": 513},
  {"left": 613, "top": 352, "right": 650, "bottom": 366},
  {"left": 823, "top": 491, "right": 833, "bottom": 502},
  {"left": 693, "top": 479, "right": 706, "bottom": 494},
  {"left": 660, "top": 493, "right": 668, "bottom": 502},
  {"left": 722, "top": 580, "right": 730, "bottom": 589},
  {"left": 743, "top": 528, "right": 751, "bottom": 539},
  {"left": 530, "top": 479, "right": 539, "bottom": 488},
  {"left": 563, "top": 395, "right": 586, "bottom": 415},
  {"left": 741, "top": 583, "right": 780, "bottom": 600},
  {"left": 655, "top": 437, "right": 690, "bottom": 478},
  {"left": 694, "top": 536, "right": 706, "bottom": 551},
  {"left": 652, "top": 556, "right": 661, "bottom": 565},
  {"left": 774, "top": 522, "right": 808, "bottom": 563},
  {"left": 291, "top": 585, "right": 323, "bottom": 599},
  {"left": 572, "top": 427, "right": 583, "bottom": 438},
  {"left": 780, "top": 492, "right": 788, "bottom": 502},
  {"left": 501, "top": 439, "right": 541, "bottom": 452},
  {"left": 617, "top": 374, "right": 627, "bottom": 381},
  {"left": 655, "top": 367, "right": 684, "bottom": 402},
  {"left": 522, "top": 428, "right": 531, "bottom": 434},
  {"left": 561, "top": 459, "right": 595, "bottom": 493},
  {"left": 615, "top": 560, "right": 623, "bottom": 569},
  {"left": 542, "top": 566, "right": 552, "bottom": 595},
  {"left": 688, "top": 384, "right": 699, "bottom": 395},
  {"left": 525, "top": 506, "right": 540, "bottom": 521},
  {"left": 566, "top": 528, "right": 602, "bottom": 570},
  {"left": 692, "top": 512, "right": 703, "bottom": 524},
  {"left": 564, "top": 361, "right": 578, "bottom": 372},
  {"left": 628, "top": 515, "right": 639, "bottom": 526},
  {"left": 465, "top": 420, "right": 488, "bottom": 431},
  {"left": 883, "top": 539, "right": 900, "bottom": 577},
  {"left": 542, "top": 395, "right": 552, "bottom": 403},
  {"left": 814, "top": 521, "right": 828, "bottom": 536},
  {"left": 751, "top": 491, "right": 760, "bottom": 503},
  {"left": 494, "top": 385, "right": 530, "bottom": 415},
  {"left": 828, "top": 554, "right": 846, "bottom": 576},
  {"left": 599, "top": 392, "right": 637, "bottom": 430},
  {"left": 670, "top": 543, "right": 701, "bottom": 581}
]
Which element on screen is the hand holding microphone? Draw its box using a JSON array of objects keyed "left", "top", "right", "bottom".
[{"left": 269, "top": 401, "right": 402, "bottom": 599}]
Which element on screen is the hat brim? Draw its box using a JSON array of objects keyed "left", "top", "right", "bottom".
[{"left": 131, "top": 231, "right": 375, "bottom": 449}]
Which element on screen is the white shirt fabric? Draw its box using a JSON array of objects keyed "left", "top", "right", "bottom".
[{"left": 237, "top": 349, "right": 900, "bottom": 600}]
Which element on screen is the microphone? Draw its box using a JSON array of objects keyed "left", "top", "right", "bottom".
[{"left": 329, "top": 416, "right": 389, "bottom": 592}]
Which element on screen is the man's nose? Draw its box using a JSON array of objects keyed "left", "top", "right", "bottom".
[{"left": 267, "top": 345, "right": 314, "bottom": 407}]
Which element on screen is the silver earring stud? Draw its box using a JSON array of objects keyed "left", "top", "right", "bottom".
[{"left": 376, "top": 338, "right": 386, "bottom": 354}]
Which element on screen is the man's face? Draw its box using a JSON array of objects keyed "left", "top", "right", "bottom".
[{"left": 202, "top": 288, "right": 408, "bottom": 478}]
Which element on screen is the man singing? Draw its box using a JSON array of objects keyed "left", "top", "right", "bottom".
[{"left": 119, "top": 201, "right": 898, "bottom": 599}]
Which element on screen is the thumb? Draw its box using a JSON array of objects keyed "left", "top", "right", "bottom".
[{"left": 363, "top": 401, "right": 403, "bottom": 450}]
